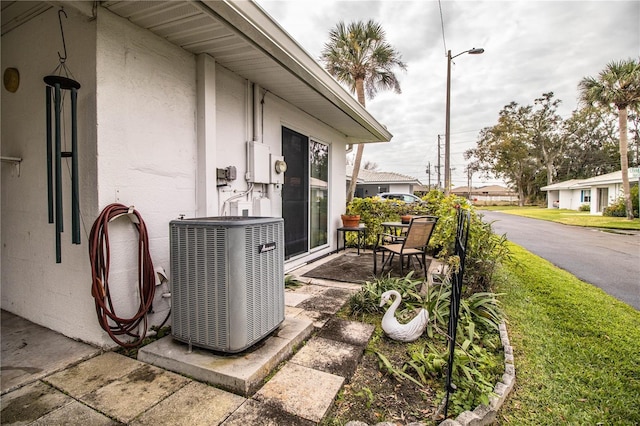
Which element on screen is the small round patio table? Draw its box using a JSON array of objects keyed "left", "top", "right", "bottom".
[{"left": 337, "top": 224, "right": 367, "bottom": 255}]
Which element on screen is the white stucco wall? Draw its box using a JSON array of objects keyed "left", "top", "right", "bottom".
[
  {"left": 94, "top": 8, "right": 197, "bottom": 346},
  {"left": 558, "top": 189, "right": 574, "bottom": 209},
  {"left": 1, "top": 7, "right": 100, "bottom": 341},
  {"left": 556, "top": 184, "right": 621, "bottom": 213},
  {"left": 569, "top": 190, "right": 584, "bottom": 210},
  {"left": 1, "top": 6, "right": 198, "bottom": 347},
  {"left": 546, "top": 190, "right": 559, "bottom": 208},
  {"left": 215, "top": 66, "right": 252, "bottom": 214},
  {"left": 2, "top": 3, "right": 354, "bottom": 345}
]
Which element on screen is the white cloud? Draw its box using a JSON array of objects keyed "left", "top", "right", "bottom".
[{"left": 257, "top": 0, "right": 640, "bottom": 187}]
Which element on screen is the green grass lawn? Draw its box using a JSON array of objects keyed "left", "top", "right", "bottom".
[
  {"left": 496, "top": 243, "right": 640, "bottom": 425},
  {"left": 479, "top": 206, "right": 640, "bottom": 230}
]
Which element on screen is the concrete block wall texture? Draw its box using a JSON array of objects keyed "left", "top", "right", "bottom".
[
  {"left": 95, "top": 8, "right": 197, "bottom": 335},
  {"left": 1, "top": 4, "right": 353, "bottom": 347},
  {"left": 2, "top": 5, "right": 200, "bottom": 347},
  {"left": 1, "top": 6, "right": 102, "bottom": 343}
]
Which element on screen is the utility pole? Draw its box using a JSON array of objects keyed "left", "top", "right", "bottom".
[
  {"left": 445, "top": 47, "right": 484, "bottom": 198},
  {"left": 437, "top": 135, "right": 441, "bottom": 189},
  {"left": 467, "top": 165, "right": 472, "bottom": 200},
  {"left": 426, "top": 162, "right": 431, "bottom": 189}
]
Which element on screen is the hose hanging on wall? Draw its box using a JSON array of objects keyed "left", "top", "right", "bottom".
[{"left": 89, "top": 203, "right": 155, "bottom": 348}]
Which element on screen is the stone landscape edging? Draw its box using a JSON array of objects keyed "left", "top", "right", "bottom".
[{"left": 437, "top": 320, "right": 515, "bottom": 426}]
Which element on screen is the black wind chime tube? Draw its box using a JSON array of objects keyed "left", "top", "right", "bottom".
[
  {"left": 71, "top": 87, "right": 80, "bottom": 244},
  {"left": 54, "top": 82, "right": 63, "bottom": 263},
  {"left": 46, "top": 86, "right": 54, "bottom": 224}
]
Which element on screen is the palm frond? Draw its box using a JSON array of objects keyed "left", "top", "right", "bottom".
[{"left": 320, "top": 19, "right": 406, "bottom": 102}]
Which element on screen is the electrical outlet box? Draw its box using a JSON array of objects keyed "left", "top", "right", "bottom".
[
  {"left": 253, "top": 197, "right": 271, "bottom": 216},
  {"left": 217, "top": 166, "right": 237, "bottom": 181},
  {"left": 226, "top": 166, "right": 237, "bottom": 181},
  {"left": 230, "top": 200, "right": 252, "bottom": 216}
]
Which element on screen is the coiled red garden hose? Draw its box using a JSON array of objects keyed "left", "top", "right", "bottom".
[{"left": 89, "top": 203, "right": 155, "bottom": 348}]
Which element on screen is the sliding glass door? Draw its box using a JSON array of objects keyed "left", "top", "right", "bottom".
[{"left": 282, "top": 127, "right": 329, "bottom": 259}]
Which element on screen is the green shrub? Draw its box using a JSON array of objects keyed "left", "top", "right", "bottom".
[
  {"left": 346, "top": 190, "right": 510, "bottom": 293},
  {"left": 422, "top": 192, "right": 511, "bottom": 293},
  {"left": 603, "top": 201, "right": 626, "bottom": 217},
  {"left": 346, "top": 196, "right": 434, "bottom": 247},
  {"left": 603, "top": 184, "right": 639, "bottom": 218},
  {"left": 579, "top": 203, "right": 590, "bottom": 212}
]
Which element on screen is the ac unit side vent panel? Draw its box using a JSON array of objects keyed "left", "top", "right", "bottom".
[{"left": 170, "top": 217, "right": 284, "bottom": 353}]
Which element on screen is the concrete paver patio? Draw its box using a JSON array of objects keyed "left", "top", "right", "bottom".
[{"left": 0, "top": 252, "right": 375, "bottom": 425}]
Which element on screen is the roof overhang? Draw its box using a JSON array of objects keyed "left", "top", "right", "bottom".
[
  {"left": 541, "top": 171, "right": 630, "bottom": 191},
  {"left": 1, "top": 0, "right": 392, "bottom": 144}
]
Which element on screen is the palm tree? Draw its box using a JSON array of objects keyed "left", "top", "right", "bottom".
[
  {"left": 321, "top": 20, "right": 406, "bottom": 203},
  {"left": 579, "top": 58, "right": 640, "bottom": 220}
]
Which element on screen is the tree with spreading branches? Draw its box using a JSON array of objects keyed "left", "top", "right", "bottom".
[{"left": 320, "top": 20, "right": 406, "bottom": 203}]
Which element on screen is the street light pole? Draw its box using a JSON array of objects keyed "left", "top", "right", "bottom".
[
  {"left": 437, "top": 134, "right": 442, "bottom": 189},
  {"left": 444, "top": 47, "right": 484, "bottom": 195}
]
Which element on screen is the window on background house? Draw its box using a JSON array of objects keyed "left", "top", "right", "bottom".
[{"left": 581, "top": 189, "right": 591, "bottom": 203}]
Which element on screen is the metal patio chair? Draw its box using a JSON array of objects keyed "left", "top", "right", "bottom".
[{"left": 373, "top": 215, "right": 438, "bottom": 277}]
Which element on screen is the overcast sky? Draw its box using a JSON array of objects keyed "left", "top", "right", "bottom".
[{"left": 255, "top": 0, "right": 639, "bottom": 188}]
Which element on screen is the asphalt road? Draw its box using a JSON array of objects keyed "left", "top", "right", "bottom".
[{"left": 481, "top": 210, "right": 640, "bottom": 310}]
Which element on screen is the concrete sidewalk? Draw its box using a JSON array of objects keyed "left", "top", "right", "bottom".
[{"left": 1, "top": 252, "right": 375, "bottom": 425}]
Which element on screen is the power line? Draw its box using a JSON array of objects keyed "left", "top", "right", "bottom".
[{"left": 438, "top": 0, "right": 447, "bottom": 56}]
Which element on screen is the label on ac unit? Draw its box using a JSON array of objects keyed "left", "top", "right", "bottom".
[{"left": 258, "top": 242, "right": 277, "bottom": 254}]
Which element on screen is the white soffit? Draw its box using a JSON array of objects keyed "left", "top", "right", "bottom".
[
  {"left": 1, "top": 1, "right": 52, "bottom": 35},
  {"left": 100, "top": 0, "right": 392, "bottom": 144}
]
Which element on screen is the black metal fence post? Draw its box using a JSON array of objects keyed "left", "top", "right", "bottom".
[{"left": 444, "top": 206, "right": 471, "bottom": 418}]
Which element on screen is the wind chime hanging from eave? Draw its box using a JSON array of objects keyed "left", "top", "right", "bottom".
[{"left": 44, "top": 9, "right": 81, "bottom": 263}]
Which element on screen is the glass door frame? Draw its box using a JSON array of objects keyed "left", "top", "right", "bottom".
[{"left": 281, "top": 126, "right": 330, "bottom": 260}]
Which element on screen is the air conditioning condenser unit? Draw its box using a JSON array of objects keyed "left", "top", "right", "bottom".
[{"left": 170, "top": 216, "right": 284, "bottom": 353}]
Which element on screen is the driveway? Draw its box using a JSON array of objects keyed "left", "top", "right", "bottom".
[{"left": 481, "top": 210, "right": 640, "bottom": 310}]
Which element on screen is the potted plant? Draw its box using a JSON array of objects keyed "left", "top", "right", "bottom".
[
  {"left": 400, "top": 214, "right": 413, "bottom": 224},
  {"left": 341, "top": 204, "right": 360, "bottom": 228}
]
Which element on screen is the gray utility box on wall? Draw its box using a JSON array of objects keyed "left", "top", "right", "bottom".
[{"left": 170, "top": 216, "right": 285, "bottom": 353}]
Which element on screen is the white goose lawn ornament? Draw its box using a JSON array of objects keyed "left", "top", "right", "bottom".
[{"left": 379, "top": 290, "right": 429, "bottom": 342}]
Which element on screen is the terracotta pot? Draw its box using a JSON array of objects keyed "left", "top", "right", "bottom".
[
  {"left": 401, "top": 215, "right": 412, "bottom": 224},
  {"left": 341, "top": 214, "right": 360, "bottom": 227}
]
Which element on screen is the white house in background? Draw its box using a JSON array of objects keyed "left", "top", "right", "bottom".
[
  {"left": 346, "top": 166, "right": 422, "bottom": 198},
  {"left": 1, "top": 1, "right": 391, "bottom": 347},
  {"left": 541, "top": 169, "right": 639, "bottom": 214}
]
